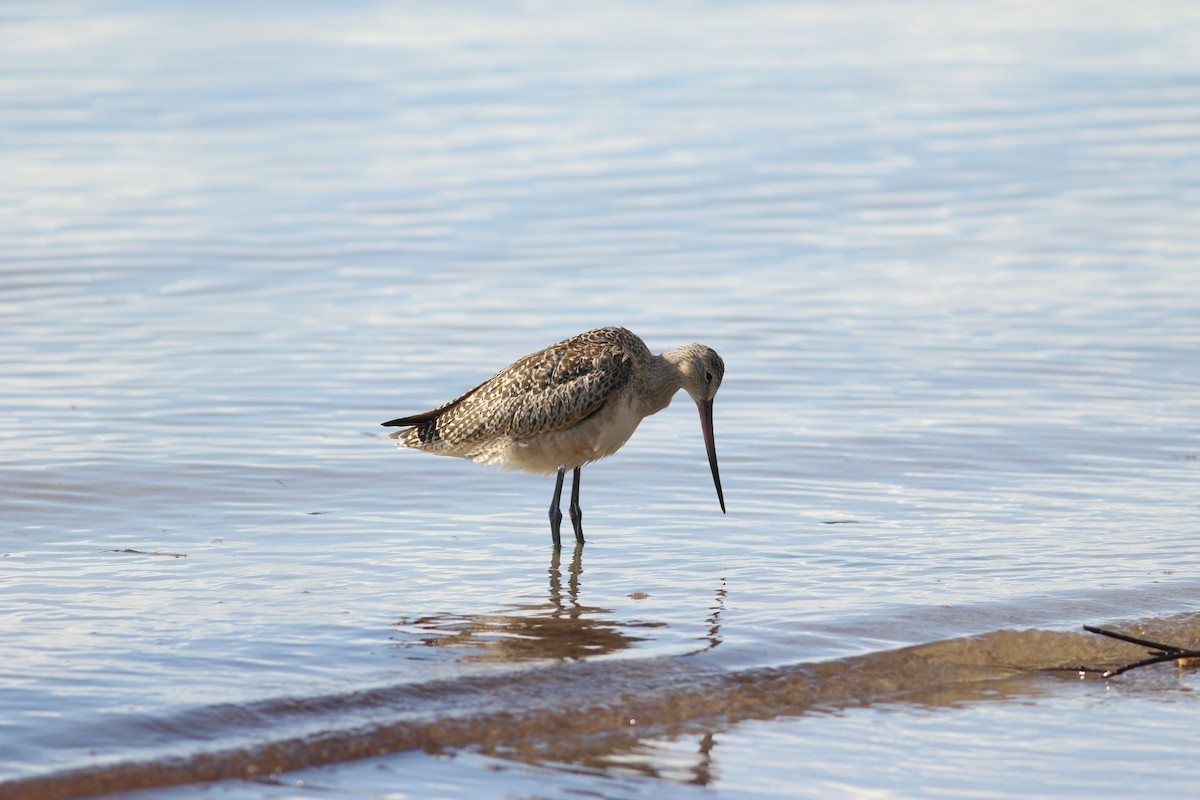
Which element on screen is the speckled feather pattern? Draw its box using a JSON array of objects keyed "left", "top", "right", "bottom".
[{"left": 390, "top": 327, "right": 647, "bottom": 456}]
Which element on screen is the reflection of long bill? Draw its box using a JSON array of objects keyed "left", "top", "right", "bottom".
[{"left": 697, "top": 398, "right": 726, "bottom": 513}]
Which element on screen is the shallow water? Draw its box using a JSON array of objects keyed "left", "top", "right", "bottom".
[
  {"left": 124, "top": 620, "right": 1200, "bottom": 800},
  {"left": 2, "top": 1, "right": 1200, "bottom": 797}
]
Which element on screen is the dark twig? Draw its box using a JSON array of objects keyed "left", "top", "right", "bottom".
[
  {"left": 1083, "top": 625, "right": 1180, "bottom": 653},
  {"left": 1078, "top": 625, "right": 1200, "bottom": 678}
]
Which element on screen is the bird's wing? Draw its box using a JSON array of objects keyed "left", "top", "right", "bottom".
[
  {"left": 505, "top": 337, "right": 635, "bottom": 438},
  {"left": 390, "top": 329, "right": 637, "bottom": 446}
]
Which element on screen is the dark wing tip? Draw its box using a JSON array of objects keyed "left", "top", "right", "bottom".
[{"left": 382, "top": 407, "right": 443, "bottom": 427}]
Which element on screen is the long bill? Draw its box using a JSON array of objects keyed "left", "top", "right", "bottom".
[{"left": 697, "top": 398, "right": 726, "bottom": 514}]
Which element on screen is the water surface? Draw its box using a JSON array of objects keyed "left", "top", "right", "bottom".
[{"left": 2, "top": 1, "right": 1199, "bottom": 797}]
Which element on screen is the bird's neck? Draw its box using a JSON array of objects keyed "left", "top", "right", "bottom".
[{"left": 640, "top": 352, "right": 687, "bottom": 416}]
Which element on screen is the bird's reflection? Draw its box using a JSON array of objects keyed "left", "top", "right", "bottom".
[
  {"left": 698, "top": 578, "right": 726, "bottom": 653},
  {"left": 538, "top": 727, "right": 722, "bottom": 787},
  {"left": 392, "top": 543, "right": 665, "bottom": 662}
]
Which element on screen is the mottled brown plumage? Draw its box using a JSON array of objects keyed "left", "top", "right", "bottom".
[
  {"left": 387, "top": 328, "right": 641, "bottom": 461},
  {"left": 383, "top": 327, "right": 726, "bottom": 547}
]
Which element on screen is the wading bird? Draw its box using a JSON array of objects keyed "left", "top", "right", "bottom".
[{"left": 382, "top": 327, "right": 726, "bottom": 547}]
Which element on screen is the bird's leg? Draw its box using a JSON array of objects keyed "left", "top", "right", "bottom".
[
  {"left": 569, "top": 466, "right": 585, "bottom": 544},
  {"left": 549, "top": 467, "right": 566, "bottom": 549}
]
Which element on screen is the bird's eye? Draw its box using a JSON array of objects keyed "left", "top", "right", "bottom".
[{"left": 705, "top": 371, "right": 713, "bottom": 382}]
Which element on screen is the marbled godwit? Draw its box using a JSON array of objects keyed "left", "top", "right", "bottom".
[{"left": 382, "top": 327, "right": 726, "bottom": 548}]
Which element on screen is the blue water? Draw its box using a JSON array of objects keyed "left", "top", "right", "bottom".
[{"left": 2, "top": 1, "right": 1199, "bottom": 797}]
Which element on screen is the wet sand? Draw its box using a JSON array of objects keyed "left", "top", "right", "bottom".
[{"left": 6, "top": 614, "right": 1198, "bottom": 800}]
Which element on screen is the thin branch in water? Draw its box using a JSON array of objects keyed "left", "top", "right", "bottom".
[{"left": 1078, "top": 625, "right": 1200, "bottom": 678}]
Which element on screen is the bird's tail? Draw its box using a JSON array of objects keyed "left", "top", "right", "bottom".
[
  {"left": 381, "top": 409, "right": 442, "bottom": 446},
  {"left": 381, "top": 408, "right": 440, "bottom": 427}
]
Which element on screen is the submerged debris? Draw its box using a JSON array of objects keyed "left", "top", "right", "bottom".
[{"left": 105, "top": 548, "right": 188, "bottom": 559}]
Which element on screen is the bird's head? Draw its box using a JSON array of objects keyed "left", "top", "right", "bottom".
[{"left": 674, "top": 344, "right": 725, "bottom": 405}]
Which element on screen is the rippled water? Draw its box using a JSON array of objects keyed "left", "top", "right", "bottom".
[
  {"left": 2, "top": 1, "right": 1199, "bottom": 798},
  {"left": 133, "top": 620, "right": 1200, "bottom": 800}
]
